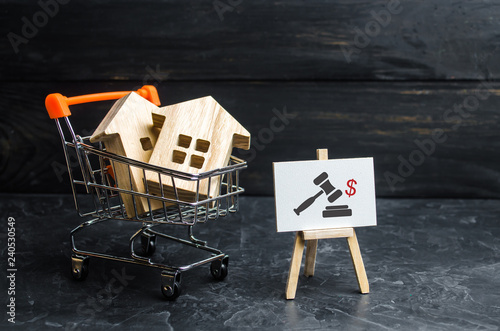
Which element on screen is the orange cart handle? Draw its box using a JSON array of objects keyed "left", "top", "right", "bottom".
[{"left": 45, "top": 85, "right": 161, "bottom": 119}]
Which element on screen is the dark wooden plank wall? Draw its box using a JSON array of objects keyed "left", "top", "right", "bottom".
[{"left": 1, "top": 1, "right": 499, "bottom": 198}]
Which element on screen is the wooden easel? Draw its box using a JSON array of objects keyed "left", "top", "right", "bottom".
[{"left": 285, "top": 149, "right": 369, "bottom": 299}]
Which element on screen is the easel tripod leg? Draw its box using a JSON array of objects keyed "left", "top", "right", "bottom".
[
  {"left": 304, "top": 239, "right": 318, "bottom": 277},
  {"left": 346, "top": 230, "right": 369, "bottom": 294},
  {"left": 286, "top": 232, "right": 305, "bottom": 300}
]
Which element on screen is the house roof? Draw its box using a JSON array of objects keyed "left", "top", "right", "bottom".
[
  {"left": 90, "top": 91, "right": 159, "bottom": 155},
  {"left": 152, "top": 96, "right": 250, "bottom": 151}
]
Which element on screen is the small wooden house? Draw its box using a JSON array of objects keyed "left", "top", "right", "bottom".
[
  {"left": 90, "top": 92, "right": 163, "bottom": 217},
  {"left": 146, "top": 96, "right": 251, "bottom": 202}
]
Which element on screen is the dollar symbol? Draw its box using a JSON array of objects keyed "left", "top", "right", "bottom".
[{"left": 345, "top": 179, "right": 357, "bottom": 197}]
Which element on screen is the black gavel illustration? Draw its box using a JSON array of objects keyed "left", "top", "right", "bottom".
[{"left": 294, "top": 172, "right": 342, "bottom": 216}]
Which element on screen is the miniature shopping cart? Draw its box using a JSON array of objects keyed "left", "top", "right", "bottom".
[{"left": 45, "top": 86, "right": 247, "bottom": 300}]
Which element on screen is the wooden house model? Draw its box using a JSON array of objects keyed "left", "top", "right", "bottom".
[
  {"left": 90, "top": 92, "right": 164, "bottom": 217},
  {"left": 90, "top": 92, "right": 250, "bottom": 216},
  {"left": 146, "top": 96, "right": 250, "bottom": 202}
]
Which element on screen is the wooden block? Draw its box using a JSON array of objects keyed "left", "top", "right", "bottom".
[
  {"left": 90, "top": 92, "right": 163, "bottom": 217},
  {"left": 316, "top": 148, "right": 328, "bottom": 161},
  {"left": 302, "top": 227, "right": 354, "bottom": 240},
  {"left": 346, "top": 230, "right": 370, "bottom": 294},
  {"left": 146, "top": 96, "right": 250, "bottom": 202},
  {"left": 285, "top": 232, "right": 305, "bottom": 300}
]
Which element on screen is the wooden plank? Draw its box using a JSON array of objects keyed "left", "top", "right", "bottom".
[
  {"left": 302, "top": 228, "right": 354, "bottom": 240},
  {"left": 346, "top": 230, "right": 370, "bottom": 294},
  {"left": 2, "top": 1, "right": 500, "bottom": 81},
  {"left": 2, "top": 80, "right": 500, "bottom": 198},
  {"left": 285, "top": 232, "right": 305, "bottom": 300}
]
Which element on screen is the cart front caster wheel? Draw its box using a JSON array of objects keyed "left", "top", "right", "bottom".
[
  {"left": 161, "top": 271, "right": 181, "bottom": 301},
  {"left": 141, "top": 233, "right": 156, "bottom": 257},
  {"left": 162, "top": 283, "right": 181, "bottom": 301},
  {"left": 71, "top": 255, "right": 89, "bottom": 281},
  {"left": 210, "top": 255, "right": 229, "bottom": 281}
]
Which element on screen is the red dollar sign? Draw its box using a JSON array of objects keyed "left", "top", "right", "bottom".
[{"left": 345, "top": 179, "right": 357, "bottom": 197}]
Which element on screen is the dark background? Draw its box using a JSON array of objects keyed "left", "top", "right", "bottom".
[
  {"left": 1, "top": 0, "right": 499, "bottom": 198},
  {"left": 1, "top": 3, "right": 500, "bottom": 329}
]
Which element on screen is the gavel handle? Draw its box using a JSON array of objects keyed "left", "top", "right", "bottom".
[{"left": 294, "top": 191, "right": 323, "bottom": 215}]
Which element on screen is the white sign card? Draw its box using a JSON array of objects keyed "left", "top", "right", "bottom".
[{"left": 273, "top": 157, "right": 377, "bottom": 232}]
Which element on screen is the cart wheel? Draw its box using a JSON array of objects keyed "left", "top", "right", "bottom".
[
  {"left": 162, "top": 282, "right": 181, "bottom": 301},
  {"left": 71, "top": 255, "right": 89, "bottom": 281},
  {"left": 161, "top": 271, "right": 181, "bottom": 301},
  {"left": 141, "top": 234, "right": 156, "bottom": 257},
  {"left": 210, "top": 255, "right": 229, "bottom": 281}
]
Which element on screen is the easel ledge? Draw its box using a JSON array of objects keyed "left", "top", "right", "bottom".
[{"left": 285, "top": 149, "right": 370, "bottom": 300}]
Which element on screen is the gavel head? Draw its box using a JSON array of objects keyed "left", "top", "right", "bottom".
[
  {"left": 313, "top": 172, "right": 334, "bottom": 195},
  {"left": 313, "top": 172, "right": 328, "bottom": 185},
  {"left": 313, "top": 172, "right": 342, "bottom": 202}
]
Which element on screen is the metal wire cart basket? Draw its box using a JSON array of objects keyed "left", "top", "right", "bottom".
[{"left": 45, "top": 86, "right": 247, "bottom": 300}]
